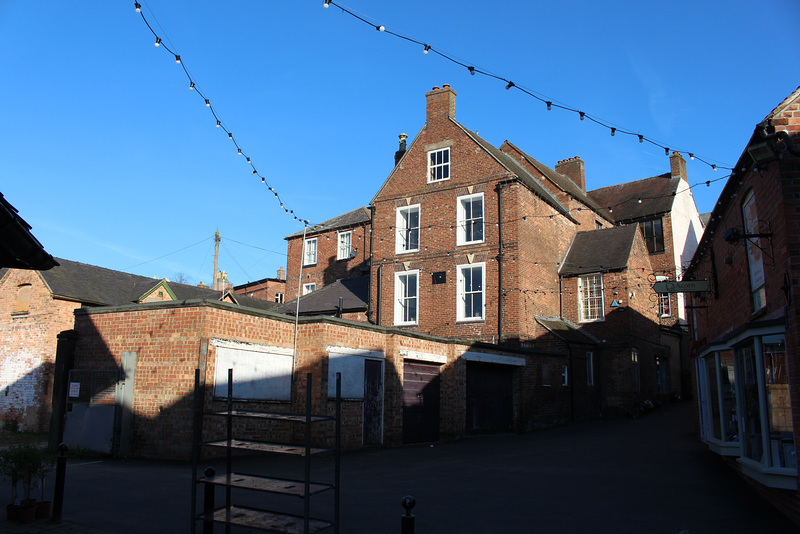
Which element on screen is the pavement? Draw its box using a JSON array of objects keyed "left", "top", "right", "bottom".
[{"left": 1, "top": 401, "right": 798, "bottom": 534}]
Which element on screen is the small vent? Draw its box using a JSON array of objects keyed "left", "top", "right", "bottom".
[{"left": 432, "top": 272, "right": 446, "bottom": 284}]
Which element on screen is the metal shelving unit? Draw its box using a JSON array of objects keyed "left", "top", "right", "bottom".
[{"left": 191, "top": 369, "right": 341, "bottom": 534}]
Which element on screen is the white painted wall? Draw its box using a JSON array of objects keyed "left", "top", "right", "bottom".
[{"left": 213, "top": 340, "right": 293, "bottom": 401}]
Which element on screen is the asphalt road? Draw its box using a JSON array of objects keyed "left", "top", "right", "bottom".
[{"left": 3, "top": 401, "right": 797, "bottom": 533}]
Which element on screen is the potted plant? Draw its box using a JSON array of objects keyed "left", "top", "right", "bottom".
[
  {"left": 0, "top": 446, "right": 21, "bottom": 520},
  {"left": 0, "top": 444, "right": 47, "bottom": 523},
  {"left": 35, "top": 450, "right": 55, "bottom": 519}
]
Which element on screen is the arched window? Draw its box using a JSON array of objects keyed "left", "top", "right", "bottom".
[{"left": 15, "top": 284, "right": 31, "bottom": 314}]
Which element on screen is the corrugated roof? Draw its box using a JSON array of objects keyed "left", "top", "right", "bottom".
[
  {"left": 275, "top": 276, "right": 369, "bottom": 316},
  {"left": 559, "top": 225, "right": 639, "bottom": 276},
  {"left": 286, "top": 207, "right": 371, "bottom": 239},
  {"left": 588, "top": 174, "right": 680, "bottom": 223}
]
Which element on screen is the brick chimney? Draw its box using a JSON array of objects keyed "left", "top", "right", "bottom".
[
  {"left": 555, "top": 156, "right": 586, "bottom": 192},
  {"left": 394, "top": 133, "right": 408, "bottom": 166},
  {"left": 426, "top": 84, "right": 456, "bottom": 123},
  {"left": 669, "top": 151, "right": 687, "bottom": 181}
]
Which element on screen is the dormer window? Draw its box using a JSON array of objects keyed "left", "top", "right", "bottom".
[{"left": 428, "top": 147, "right": 450, "bottom": 182}]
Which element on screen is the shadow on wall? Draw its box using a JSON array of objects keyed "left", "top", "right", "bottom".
[{"left": 0, "top": 362, "right": 53, "bottom": 432}]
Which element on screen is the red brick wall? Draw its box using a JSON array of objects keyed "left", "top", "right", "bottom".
[
  {"left": 72, "top": 300, "right": 599, "bottom": 460},
  {"left": 0, "top": 269, "right": 79, "bottom": 431},
  {"left": 285, "top": 223, "right": 370, "bottom": 301}
]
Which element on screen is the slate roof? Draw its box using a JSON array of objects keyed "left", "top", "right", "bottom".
[
  {"left": 588, "top": 174, "right": 680, "bottom": 223},
  {"left": 501, "top": 141, "right": 612, "bottom": 222},
  {"left": 0, "top": 192, "right": 58, "bottom": 270},
  {"left": 286, "top": 207, "right": 371, "bottom": 239},
  {"left": 559, "top": 225, "right": 640, "bottom": 276},
  {"left": 535, "top": 316, "right": 600, "bottom": 346},
  {"left": 274, "top": 276, "right": 369, "bottom": 316},
  {"left": 29, "top": 257, "right": 278, "bottom": 310},
  {"left": 456, "top": 126, "right": 578, "bottom": 223}
]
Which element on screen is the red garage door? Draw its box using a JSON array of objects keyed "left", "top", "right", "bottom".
[{"left": 403, "top": 361, "right": 441, "bottom": 443}]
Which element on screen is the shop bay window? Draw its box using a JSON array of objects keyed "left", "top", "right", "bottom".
[{"left": 697, "top": 333, "right": 797, "bottom": 489}]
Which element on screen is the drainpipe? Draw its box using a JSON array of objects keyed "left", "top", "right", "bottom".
[
  {"left": 495, "top": 182, "right": 507, "bottom": 344},
  {"left": 367, "top": 205, "right": 375, "bottom": 323},
  {"left": 376, "top": 264, "right": 382, "bottom": 326}
]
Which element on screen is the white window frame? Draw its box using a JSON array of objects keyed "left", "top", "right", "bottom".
[
  {"left": 457, "top": 263, "right": 485, "bottom": 322},
  {"left": 394, "top": 270, "right": 419, "bottom": 326},
  {"left": 274, "top": 292, "right": 284, "bottom": 303},
  {"left": 303, "top": 283, "right": 316, "bottom": 295},
  {"left": 427, "top": 147, "right": 450, "bottom": 183},
  {"left": 656, "top": 275, "right": 671, "bottom": 317},
  {"left": 396, "top": 205, "right": 420, "bottom": 254},
  {"left": 303, "top": 237, "right": 317, "bottom": 266},
  {"left": 742, "top": 190, "right": 766, "bottom": 311},
  {"left": 457, "top": 193, "right": 485, "bottom": 246},
  {"left": 337, "top": 230, "right": 353, "bottom": 260},
  {"left": 578, "top": 273, "right": 604, "bottom": 322}
]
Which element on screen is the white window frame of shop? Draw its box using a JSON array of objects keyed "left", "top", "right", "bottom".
[
  {"left": 303, "top": 237, "right": 318, "bottom": 266},
  {"left": 457, "top": 263, "right": 485, "bottom": 322},
  {"left": 396, "top": 205, "right": 421, "bottom": 254},
  {"left": 457, "top": 193, "right": 484, "bottom": 246},
  {"left": 337, "top": 230, "right": 353, "bottom": 260},
  {"left": 303, "top": 283, "right": 316, "bottom": 295},
  {"left": 427, "top": 147, "right": 450, "bottom": 183},
  {"left": 578, "top": 273, "right": 604, "bottom": 322},
  {"left": 695, "top": 326, "right": 797, "bottom": 490},
  {"left": 394, "top": 270, "right": 419, "bottom": 326}
]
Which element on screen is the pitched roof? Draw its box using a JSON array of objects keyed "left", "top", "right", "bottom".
[
  {"left": 286, "top": 207, "right": 371, "bottom": 239},
  {"left": 559, "top": 224, "right": 640, "bottom": 276},
  {"left": 274, "top": 276, "right": 369, "bottom": 316},
  {"left": 0, "top": 192, "right": 58, "bottom": 270},
  {"left": 501, "top": 141, "right": 611, "bottom": 221},
  {"left": 588, "top": 174, "right": 680, "bottom": 223},
  {"left": 535, "top": 316, "right": 600, "bottom": 346},
  {"left": 456, "top": 125, "right": 578, "bottom": 223},
  {"left": 32, "top": 257, "right": 278, "bottom": 310}
]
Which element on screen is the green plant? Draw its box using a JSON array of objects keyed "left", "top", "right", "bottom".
[{"left": 0, "top": 444, "right": 49, "bottom": 504}]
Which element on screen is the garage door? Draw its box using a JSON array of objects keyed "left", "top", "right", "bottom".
[
  {"left": 403, "top": 361, "right": 441, "bottom": 443},
  {"left": 466, "top": 361, "right": 513, "bottom": 434}
]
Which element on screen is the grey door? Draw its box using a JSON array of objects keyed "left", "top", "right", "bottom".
[{"left": 363, "top": 359, "right": 383, "bottom": 445}]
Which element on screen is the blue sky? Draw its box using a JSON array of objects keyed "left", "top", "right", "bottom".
[{"left": 2, "top": 1, "right": 798, "bottom": 287}]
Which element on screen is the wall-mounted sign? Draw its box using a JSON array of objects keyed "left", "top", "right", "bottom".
[
  {"left": 652, "top": 280, "right": 709, "bottom": 293},
  {"left": 68, "top": 382, "right": 80, "bottom": 398}
]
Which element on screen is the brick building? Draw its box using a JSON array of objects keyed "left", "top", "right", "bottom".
[
  {"left": 284, "top": 84, "right": 702, "bottom": 417},
  {"left": 233, "top": 267, "right": 287, "bottom": 304},
  {"left": 0, "top": 258, "right": 276, "bottom": 433},
  {"left": 686, "top": 86, "right": 800, "bottom": 523}
]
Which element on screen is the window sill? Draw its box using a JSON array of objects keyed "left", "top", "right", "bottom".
[
  {"left": 456, "top": 318, "right": 485, "bottom": 324},
  {"left": 303, "top": 263, "right": 317, "bottom": 268},
  {"left": 738, "top": 457, "right": 798, "bottom": 490},
  {"left": 579, "top": 318, "right": 605, "bottom": 324},
  {"left": 706, "top": 439, "right": 741, "bottom": 457},
  {"left": 457, "top": 240, "right": 485, "bottom": 247},
  {"left": 395, "top": 249, "right": 419, "bottom": 255},
  {"left": 11, "top": 311, "right": 29, "bottom": 317}
]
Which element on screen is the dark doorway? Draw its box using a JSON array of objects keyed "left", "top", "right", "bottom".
[
  {"left": 402, "top": 361, "right": 441, "bottom": 443},
  {"left": 363, "top": 359, "right": 383, "bottom": 446},
  {"left": 466, "top": 361, "right": 513, "bottom": 434}
]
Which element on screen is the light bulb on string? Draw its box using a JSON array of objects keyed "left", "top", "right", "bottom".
[
  {"left": 155, "top": 37, "right": 161, "bottom": 47},
  {"left": 638, "top": 135, "right": 644, "bottom": 143},
  {"left": 216, "top": 120, "right": 221, "bottom": 128},
  {"left": 468, "top": 66, "right": 476, "bottom": 76},
  {"left": 376, "top": 25, "right": 385, "bottom": 31},
  {"left": 323, "top": 0, "right": 331, "bottom": 7},
  {"left": 610, "top": 128, "right": 616, "bottom": 137},
  {"left": 135, "top": 2, "right": 141, "bottom": 13},
  {"left": 546, "top": 101, "right": 552, "bottom": 111},
  {"left": 712, "top": 165, "right": 717, "bottom": 171},
  {"left": 506, "top": 81, "right": 515, "bottom": 90},
  {"left": 423, "top": 44, "right": 431, "bottom": 55},
  {"left": 205, "top": 99, "right": 210, "bottom": 107},
  {"left": 689, "top": 153, "right": 695, "bottom": 160},
  {"left": 189, "top": 82, "right": 195, "bottom": 91}
]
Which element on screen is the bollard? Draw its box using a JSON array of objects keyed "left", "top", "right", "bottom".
[
  {"left": 401, "top": 495, "right": 415, "bottom": 534},
  {"left": 51, "top": 443, "right": 69, "bottom": 522},
  {"left": 203, "top": 467, "right": 216, "bottom": 534}
]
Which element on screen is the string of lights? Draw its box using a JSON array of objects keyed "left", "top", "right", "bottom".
[
  {"left": 322, "top": 0, "right": 733, "bottom": 173},
  {"left": 133, "top": 2, "right": 310, "bottom": 225}
]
